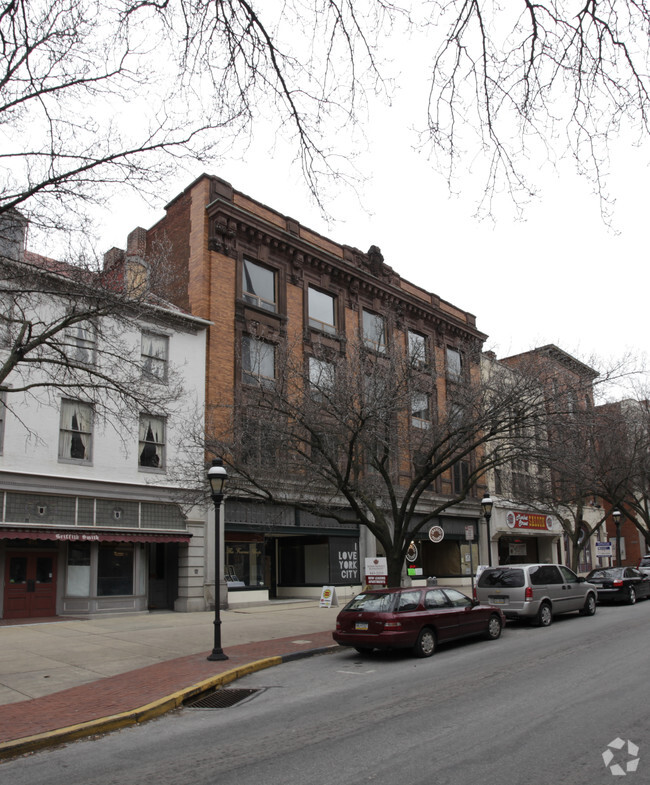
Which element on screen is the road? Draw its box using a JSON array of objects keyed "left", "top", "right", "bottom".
[{"left": 3, "top": 603, "right": 649, "bottom": 784}]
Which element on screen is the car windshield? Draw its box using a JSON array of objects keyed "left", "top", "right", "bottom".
[
  {"left": 477, "top": 568, "right": 525, "bottom": 588},
  {"left": 587, "top": 568, "right": 623, "bottom": 579},
  {"left": 345, "top": 593, "right": 394, "bottom": 612}
]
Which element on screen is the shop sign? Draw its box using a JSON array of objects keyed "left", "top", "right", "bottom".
[
  {"left": 596, "top": 541, "right": 613, "bottom": 557},
  {"left": 365, "top": 557, "right": 388, "bottom": 586},
  {"left": 428, "top": 525, "right": 444, "bottom": 543},
  {"left": 319, "top": 586, "right": 339, "bottom": 608},
  {"left": 505, "top": 512, "right": 553, "bottom": 531},
  {"left": 330, "top": 538, "right": 359, "bottom": 582}
]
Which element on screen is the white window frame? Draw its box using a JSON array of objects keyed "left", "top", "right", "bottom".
[
  {"left": 141, "top": 332, "right": 169, "bottom": 382},
  {"left": 58, "top": 399, "right": 93, "bottom": 464},
  {"left": 64, "top": 320, "right": 97, "bottom": 365},
  {"left": 138, "top": 414, "right": 166, "bottom": 471}
]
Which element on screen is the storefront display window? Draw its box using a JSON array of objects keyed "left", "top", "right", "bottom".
[
  {"left": 66, "top": 543, "right": 91, "bottom": 596},
  {"left": 97, "top": 544, "right": 134, "bottom": 596},
  {"left": 225, "top": 541, "right": 264, "bottom": 586}
]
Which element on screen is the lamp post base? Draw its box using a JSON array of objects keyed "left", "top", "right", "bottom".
[{"left": 207, "top": 648, "right": 229, "bottom": 661}]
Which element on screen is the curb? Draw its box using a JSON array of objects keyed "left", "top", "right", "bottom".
[{"left": 0, "top": 645, "right": 339, "bottom": 761}]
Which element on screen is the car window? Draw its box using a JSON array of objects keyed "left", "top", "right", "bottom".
[
  {"left": 346, "top": 593, "right": 394, "bottom": 612},
  {"left": 477, "top": 568, "right": 525, "bottom": 588},
  {"left": 587, "top": 569, "right": 610, "bottom": 579},
  {"left": 530, "top": 566, "right": 562, "bottom": 585},
  {"left": 425, "top": 589, "right": 449, "bottom": 609},
  {"left": 626, "top": 568, "right": 641, "bottom": 578},
  {"left": 443, "top": 588, "right": 472, "bottom": 607},
  {"left": 397, "top": 590, "right": 421, "bottom": 612},
  {"left": 558, "top": 566, "right": 579, "bottom": 584}
]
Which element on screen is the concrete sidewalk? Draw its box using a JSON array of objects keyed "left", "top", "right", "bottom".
[{"left": 0, "top": 602, "right": 341, "bottom": 759}]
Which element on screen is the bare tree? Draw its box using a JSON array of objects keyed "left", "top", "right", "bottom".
[{"left": 203, "top": 332, "right": 549, "bottom": 587}]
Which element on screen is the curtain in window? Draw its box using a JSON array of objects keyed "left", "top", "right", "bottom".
[
  {"left": 60, "top": 400, "right": 92, "bottom": 460},
  {"left": 141, "top": 334, "right": 167, "bottom": 379},
  {"left": 139, "top": 416, "right": 164, "bottom": 468}
]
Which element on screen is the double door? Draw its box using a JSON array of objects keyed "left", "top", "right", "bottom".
[{"left": 3, "top": 551, "right": 57, "bottom": 618}]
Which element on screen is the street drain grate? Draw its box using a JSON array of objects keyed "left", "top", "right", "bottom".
[{"left": 186, "top": 688, "right": 261, "bottom": 709}]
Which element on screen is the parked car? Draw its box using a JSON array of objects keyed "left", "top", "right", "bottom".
[
  {"left": 475, "top": 563, "right": 597, "bottom": 626},
  {"left": 638, "top": 555, "right": 650, "bottom": 578},
  {"left": 332, "top": 586, "right": 505, "bottom": 658},
  {"left": 585, "top": 566, "right": 650, "bottom": 604}
]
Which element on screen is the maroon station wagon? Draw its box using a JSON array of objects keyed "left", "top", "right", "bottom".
[{"left": 333, "top": 586, "right": 505, "bottom": 658}]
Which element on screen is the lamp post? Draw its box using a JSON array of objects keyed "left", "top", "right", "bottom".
[
  {"left": 481, "top": 492, "right": 494, "bottom": 567},
  {"left": 612, "top": 508, "right": 622, "bottom": 568},
  {"left": 207, "top": 458, "right": 228, "bottom": 661}
]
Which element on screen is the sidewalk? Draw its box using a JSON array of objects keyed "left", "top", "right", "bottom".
[{"left": 0, "top": 602, "right": 341, "bottom": 759}]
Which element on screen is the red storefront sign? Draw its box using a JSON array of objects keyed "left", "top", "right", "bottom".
[
  {"left": 505, "top": 512, "right": 553, "bottom": 531},
  {"left": 0, "top": 527, "right": 192, "bottom": 544}
]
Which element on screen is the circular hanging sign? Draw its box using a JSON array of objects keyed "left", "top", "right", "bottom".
[{"left": 428, "top": 525, "right": 444, "bottom": 543}]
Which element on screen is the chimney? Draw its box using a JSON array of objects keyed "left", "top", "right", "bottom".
[
  {"left": 125, "top": 227, "right": 150, "bottom": 296},
  {"left": 0, "top": 209, "right": 28, "bottom": 263}
]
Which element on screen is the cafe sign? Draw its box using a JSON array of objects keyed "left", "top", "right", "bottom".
[{"left": 506, "top": 512, "right": 553, "bottom": 531}]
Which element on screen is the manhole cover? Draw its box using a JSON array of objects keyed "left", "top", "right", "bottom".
[{"left": 186, "top": 688, "right": 261, "bottom": 709}]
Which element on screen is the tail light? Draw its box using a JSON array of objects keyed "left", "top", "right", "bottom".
[
  {"left": 383, "top": 621, "right": 402, "bottom": 630},
  {"left": 473, "top": 586, "right": 477, "bottom": 601},
  {"left": 525, "top": 587, "right": 534, "bottom": 601},
  {"left": 612, "top": 579, "right": 624, "bottom": 587}
]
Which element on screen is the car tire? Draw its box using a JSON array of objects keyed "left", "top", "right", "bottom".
[
  {"left": 626, "top": 587, "right": 636, "bottom": 605},
  {"left": 485, "top": 614, "right": 503, "bottom": 640},
  {"left": 580, "top": 593, "right": 597, "bottom": 616},
  {"left": 536, "top": 602, "right": 552, "bottom": 627},
  {"left": 413, "top": 627, "right": 436, "bottom": 658},
  {"left": 354, "top": 646, "right": 373, "bottom": 656}
]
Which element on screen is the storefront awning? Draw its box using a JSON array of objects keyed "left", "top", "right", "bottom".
[{"left": 0, "top": 527, "right": 192, "bottom": 544}]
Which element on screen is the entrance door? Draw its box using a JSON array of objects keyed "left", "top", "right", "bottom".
[{"left": 3, "top": 552, "right": 57, "bottom": 619}]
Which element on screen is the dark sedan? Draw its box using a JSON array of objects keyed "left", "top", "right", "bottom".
[
  {"left": 585, "top": 567, "right": 650, "bottom": 605},
  {"left": 332, "top": 586, "right": 505, "bottom": 658}
]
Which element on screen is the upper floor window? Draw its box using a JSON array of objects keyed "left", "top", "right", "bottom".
[
  {"left": 0, "top": 390, "right": 5, "bottom": 454},
  {"left": 308, "top": 356, "right": 335, "bottom": 398},
  {"left": 308, "top": 287, "right": 336, "bottom": 334},
  {"left": 411, "top": 392, "right": 431, "bottom": 429},
  {"left": 242, "top": 336, "right": 275, "bottom": 386},
  {"left": 363, "top": 310, "right": 386, "bottom": 353},
  {"left": 141, "top": 332, "right": 168, "bottom": 382},
  {"left": 446, "top": 347, "right": 462, "bottom": 380},
  {"left": 243, "top": 259, "right": 277, "bottom": 313},
  {"left": 59, "top": 399, "right": 93, "bottom": 463},
  {"left": 64, "top": 321, "right": 96, "bottom": 365},
  {"left": 139, "top": 414, "right": 165, "bottom": 470},
  {"left": 408, "top": 331, "right": 426, "bottom": 365}
]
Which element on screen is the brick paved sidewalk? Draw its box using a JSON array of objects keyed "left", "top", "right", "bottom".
[{"left": 0, "top": 630, "right": 337, "bottom": 748}]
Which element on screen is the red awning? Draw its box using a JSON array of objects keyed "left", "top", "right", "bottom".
[{"left": 0, "top": 527, "right": 192, "bottom": 544}]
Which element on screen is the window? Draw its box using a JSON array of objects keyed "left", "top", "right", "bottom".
[
  {"left": 446, "top": 347, "right": 462, "bottom": 380},
  {"left": 141, "top": 332, "right": 168, "bottom": 381},
  {"left": 242, "top": 259, "right": 277, "bottom": 313},
  {"left": 308, "top": 287, "right": 336, "bottom": 334},
  {"left": 64, "top": 321, "right": 96, "bottom": 364},
  {"left": 411, "top": 392, "right": 431, "bottom": 429},
  {"left": 408, "top": 331, "right": 426, "bottom": 365},
  {"left": 58, "top": 399, "right": 93, "bottom": 463},
  {"left": 139, "top": 415, "right": 165, "bottom": 469},
  {"left": 0, "top": 390, "right": 5, "bottom": 454},
  {"left": 362, "top": 310, "right": 386, "bottom": 353},
  {"left": 242, "top": 336, "right": 275, "bottom": 386},
  {"left": 0, "top": 292, "right": 12, "bottom": 346},
  {"left": 308, "top": 356, "right": 334, "bottom": 397},
  {"left": 97, "top": 544, "right": 134, "bottom": 596},
  {"left": 452, "top": 459, "right": 469, "bottom": 494}
]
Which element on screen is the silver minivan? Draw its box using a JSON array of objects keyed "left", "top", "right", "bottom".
[{"left": 476, "top": 564, "right": 597, "bottom": 626}]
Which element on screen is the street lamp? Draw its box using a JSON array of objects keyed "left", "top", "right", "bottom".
[
  {"left": 481, "top": 492, "right": 494, "bottom": 567},
  {"left": 612, "top": 508, "right": 622, "bottom": 568},
  {"left": 207, "top": 458, "right": 228, "bottom": 661}
]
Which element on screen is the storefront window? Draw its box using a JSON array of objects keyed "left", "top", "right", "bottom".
[
  {"left": 67, "top": 543, "right": 91, "bottom": 596},
  {"left": 97, "top": 544, "right": 134, "bottom": 596},
  {"left": 225, "top": 542, "right": 264, "bottom": 586}
]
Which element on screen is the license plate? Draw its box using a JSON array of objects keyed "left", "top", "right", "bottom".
[
  {"left": 489, "top": 597, "right": 506, "bottom": 604},
  {"left": 355, "top": 622, "right": 369, "bottom": 631}
]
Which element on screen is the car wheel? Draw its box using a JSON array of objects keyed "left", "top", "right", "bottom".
[
  {"left": 580, "top": 593, "right": 597, "bottom": 616},
  {"left": 626, "top": 587, "right": 636, "bottom": 605},
  {"left": 536, "top": 602, "right": 552, "bottom": 627},
  {"left": 485, "top": 614, "right": 503, "bottom": 640},
  {"left": 413, "top": 627, "right": 436, "bottom": 658},
  {"left": 354, "top": 646, "right": 373, "bottom": 656}
]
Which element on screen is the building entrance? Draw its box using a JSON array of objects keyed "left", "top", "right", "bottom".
[{"left": 3, "top": 551, "right": 57, "bottom": 618}]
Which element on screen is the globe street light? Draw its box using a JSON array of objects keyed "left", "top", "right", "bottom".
[
  {"left": 612, "top": 508, "right": 622, "bottom": 568},
  {"left": 207, "top": 458, "right": 228, "bottom": 661},
  {"left": 481, "top": 492, "right": 494, "bottom": 567}
]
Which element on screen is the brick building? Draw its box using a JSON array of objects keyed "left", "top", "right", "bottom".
[{"left": 142, "top": 174, "right": 489, "bottom": 602}]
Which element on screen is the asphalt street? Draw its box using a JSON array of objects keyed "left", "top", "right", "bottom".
[{"left": 4, "top": 602, "right": 648, "bottom": 785}]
